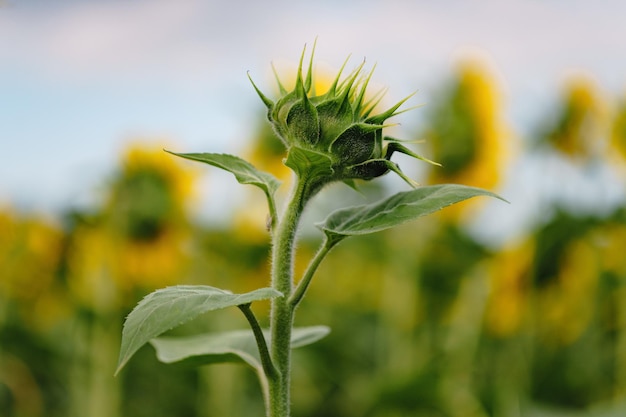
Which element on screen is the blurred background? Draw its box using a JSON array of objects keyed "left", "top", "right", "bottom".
[{"left": 1, "top": 1, "right": 626, "bottom": 416}]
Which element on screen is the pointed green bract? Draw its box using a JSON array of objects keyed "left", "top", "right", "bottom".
[
  {"left": 116, "top": 285, "right": 282, "bottom": 375},
  {"left": 286, "top": 99, "right": 320, "bottom": 146},
  {"left": 386, "top": 140, "right": 441, "bottom": 167},
  {"left": 365, "top": 92, "right": 415, "bottom": 125},
  {"left": 284, "top": 146, "right": 333, "bottom": 180},
  {"left": 318, "top": 184, "right": 507, "bottom": 242},
  {"left": 248, "top": 72, "right": 274, "bottom": 110}
]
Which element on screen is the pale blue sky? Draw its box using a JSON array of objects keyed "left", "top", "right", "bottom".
[{"left": 1, "top": 0, "right": 625, "bottom": 241}]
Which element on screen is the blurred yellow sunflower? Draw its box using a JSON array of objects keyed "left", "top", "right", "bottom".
[
  {"left": 610, "top": 94, "right": 626, "bottom": 170},
  {"left": 536, "top": 235, "right": 599, "bottom": 345},
  {"left": 598, "top": 221, "right": 626, "bottom": 280},
  {"left": 0, "top": 207, "right": 69, "bottom": 330},
  {"left": 425, "top": 59, "right": 511, "bottom": 221},
  {"left": 68, "top": 143, "right": 197, "bottom": 309},
  {"left": 484, "top": 239, "right": 534, "bottom": 337},
  {"left": 106, "top": 143, "right": 196, "bottom": 291},
  {"left": 545, "top": 75, "right": 608, "bottom": 161}
]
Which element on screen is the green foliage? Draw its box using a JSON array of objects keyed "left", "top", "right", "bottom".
[
  {"left": 166, "top": 152, "right": 280, "bottom": 197},
  {"left": 319, "top": 184, "right": 505, "bottom": 244},
  {"left": 531, "top": 211, "right": 599, "bottom": 287},
  {"left": 116, "top": 286, "right": 282, "bottom": 375},
  {"left": 150, "top": 326, "right": 330, "bottom": 370},
  {"left": 419, "top": 223, "right": 489, "bottom": 320},
  {"left": 166, "top": 151, "right": 281, "bottom": 227}
]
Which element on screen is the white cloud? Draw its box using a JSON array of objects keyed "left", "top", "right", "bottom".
[
  {"left": 0, "top": 1, "right": 221, "bottom": 84},
  {"left": 2, "top": 0, "right": 625, "bottom": 90}
]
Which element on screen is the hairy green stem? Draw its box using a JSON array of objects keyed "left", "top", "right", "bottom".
[
  {"left": 238, "top": 303, "right": 276, "bottom": 411},
  {"left": 264, "top": 189, "right": 279, "bottom": 232},
  {"left": 238, "top": 302, "right": 277, "bottom": 377},
  {"left": 268, "top": 178, "right": 309, "bottom": 417},
  {"left": 289, "top": 237, "right": 336, "bottom": 309}
]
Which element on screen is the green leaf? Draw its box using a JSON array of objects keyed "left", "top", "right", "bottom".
[
  {"left": 318, "top": 184, "right": 507, "bottom": 242},
  {"left": 166, "top": 151, "right": 281, "bottom": 198},
  {"left": 116, "top": 285, "right": 282, "bottom": 375},
  {"left": 150, "top": 325, "right": 330, "bottom": 370},
  {"left": 284, "top": 146, "right": 333, "bottom": 179}
]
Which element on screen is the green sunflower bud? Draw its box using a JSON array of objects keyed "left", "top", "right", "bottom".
[{"left": 248, "top": 43, "right": 437, "bottom": 196}]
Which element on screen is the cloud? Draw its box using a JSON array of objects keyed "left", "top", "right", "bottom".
[
  {"left": 0, "top": 1, "right": 219, "bottom": 84},
  {"left": 2, "top": 0, "right": 625, "bottom": 90}
]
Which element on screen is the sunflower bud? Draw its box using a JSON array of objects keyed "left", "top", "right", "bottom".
[{"left": 248, "top": 43, "right": 437, "bottom": 196}]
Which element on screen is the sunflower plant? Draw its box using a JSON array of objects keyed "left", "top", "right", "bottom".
[{"left": 115, "top": 44, "right": 505, "bottom": 417}]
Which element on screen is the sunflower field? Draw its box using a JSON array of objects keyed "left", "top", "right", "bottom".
[{"left": 1, "top": 59, "right": 626, "bottom": 417}]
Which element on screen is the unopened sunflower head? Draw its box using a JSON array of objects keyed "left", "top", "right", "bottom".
[{"left": 248, "top": 43, "right": 438, "bottom": 194}]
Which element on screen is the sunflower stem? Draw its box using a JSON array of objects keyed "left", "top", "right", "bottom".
[
  {"left": 267, "top": 177, "right": 310, "bottom": 417},
  {"left": 289, "top": 237, "right": 336, "bottom": 309}
]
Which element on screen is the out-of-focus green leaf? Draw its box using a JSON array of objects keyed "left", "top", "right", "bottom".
[
  {"left": 318, "top": 184, "right": 506, "bottom": 242},
  {"left": 116, "top": 285, "right": 282, "bottom": 375},
  {"left": 150, "top": 326, "right": 331, "bottom": 370}
]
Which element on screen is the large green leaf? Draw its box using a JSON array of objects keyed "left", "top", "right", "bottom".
[
  {"left": 116, "top": 285, "right": 282, "bottom": 375},
  {"left": 166, "top": 151, "right": 281, "bottom": 197},
  {"left": 150, "top": 325, "right": 331, "bottom": 370},
  {"left": 318, "top": 184, "right": 506, "bottom": 242}
]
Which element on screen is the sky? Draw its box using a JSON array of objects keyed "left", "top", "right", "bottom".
[{"left": 1, "top": 0, "right": 625, "bottom": 242}]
